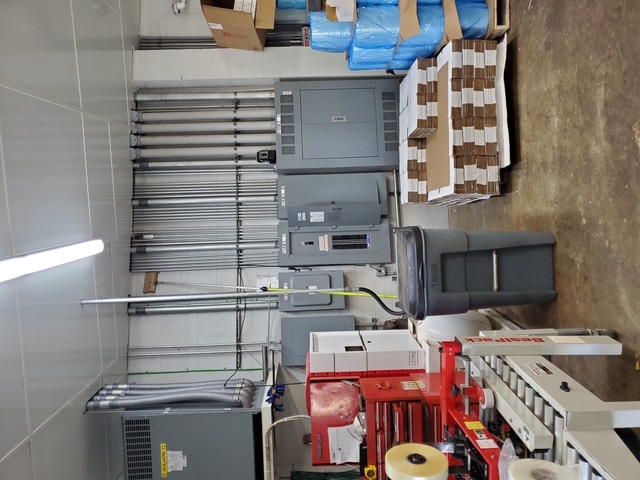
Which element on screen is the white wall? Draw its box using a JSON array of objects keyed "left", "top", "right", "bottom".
[{"left": 134, "top": 0, "right": 386, "bottom": 88}]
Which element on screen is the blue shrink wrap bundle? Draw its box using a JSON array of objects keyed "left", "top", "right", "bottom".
[
  {"left": 309, "top": 12, "right": 353, "bottom": 53},
  {"left": 456, "top": 0, "right": 489, "bottom": 39},
  {"left": 353, "top": 6, "right": 401, "bottom": 48}
]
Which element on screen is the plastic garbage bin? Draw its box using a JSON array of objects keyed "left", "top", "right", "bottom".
[{"left": 396, "top": 227, "right": 557, "bottom": 318}]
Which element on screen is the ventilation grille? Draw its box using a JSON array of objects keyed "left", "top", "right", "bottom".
[
  {"left": 278, "top": 92, "right": 296, "bottom": 156},
  {"left": 124, "top": 418, "right": 153, "bottom": 480},
  {"left": 331, "top": 234, "right": 369, "bottom": 250},
  {"left": 381, "top": 91, "right": 399, "bottom": 154}
]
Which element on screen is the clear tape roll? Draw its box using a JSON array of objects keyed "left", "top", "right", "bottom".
[
  {"left": 508, "top": 459, "right": 564, "bottom": 480},
  {"left": 385, "top": 443, "right": 449, "bottom": 480},
  {"left": 479, "top": 387, "right": 495, "bottom": 409}
]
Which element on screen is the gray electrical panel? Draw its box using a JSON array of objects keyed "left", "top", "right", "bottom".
[
  {"left": 279, "top": 219, "right": 391, "bottom": 266},
  {"left": 278, "top": 270, "right": 345, "bottom": 312},
  {"left": 281, "top": 315, "right": 356, "bottom": 366},
  {"left": 122, "top": 408, "right": 262, "bottom": 480},
  {"left": 277, "top": 173, "right": 389, "bottom": 219},
  {"left": 277, "top": 172, "right": 392, "bottom": 267},
  {"left": 275, "top": 79, "right": 400, "bottom": 174}
]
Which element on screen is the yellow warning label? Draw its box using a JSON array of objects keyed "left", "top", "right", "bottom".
[
  {"left": 464, "top": 421, "right": 485, "bottom": 431},
  {"left": 161, "top": 443, "right": 168, "bottom": 478}
]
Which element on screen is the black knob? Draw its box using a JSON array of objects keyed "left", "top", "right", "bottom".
[
  {"left": 560, "top": 381, "right": 570, "bottom": 392},
  {"left": 452, "top": 385, "right": 461, "bottom": 397}
]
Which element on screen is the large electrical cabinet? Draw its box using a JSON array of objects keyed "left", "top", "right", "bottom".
[
  {"left": 275, "top": 79, "right": 401, "bottom": 174},
  {"left": 122, "top": 408, "right": 262, "bottom": 480},
  {"left": 277, "top": 173, "right": 391, "bottom": 266}
]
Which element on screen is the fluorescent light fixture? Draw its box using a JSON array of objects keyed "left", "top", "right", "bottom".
[{"left": 0, "top": 239, "right": 104, "bottom": 283}]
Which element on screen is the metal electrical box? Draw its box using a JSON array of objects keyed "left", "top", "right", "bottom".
[
  {"left": 277, "top": 173, "right": 392, "bottom": 267},
  {"left": 281, "top": 314, "right": 356, "bottom": 366},
  {"left": 278, "top": 270, "right": 345, "bottom": 312},
  {"left": 277, "top": 173, "right": 389, "bottom": 219},
  {"left": 279, "top": 220, "right": 391, "bottom": 266},
  {"left": 122, "top": 409, "right": 262, "bottom": 480},
  {"left": 275, "top": 79, "right": 400, "bottom": 174}
]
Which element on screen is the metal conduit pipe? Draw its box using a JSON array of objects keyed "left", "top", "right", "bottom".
[
  {"left": 134, "top": 181, "right": 277, "bottom": 190},
  {"left": 131, "top": 145, "right": 273, "bottom": 160},
  {"left": 101, "top": 381, "right": 255, "bottom": 395},
  {"left": 98, "top": 385, "right": 255, "bottom": 401},
  {"left": 128, "top": 302, "right": 276, "bottom": 315},
  {"left": 131, "top": 133, "right": 277, "bottom": 147},
  {"left": 131, "top": 195, "right": 276, "bottom": 206},
  {"left": 130, "top": 263, "right": 279, "bottom": 273},
  {"left": 131, "top": 121, "right": 276, "bottom": 135},
  {"left": 130, "top": 253, "right": 280, "bottom": 262},
  {"left": 127, "top": 348, "right": 266, "bottom": 357},
  {"left": 129, "top": 342, "right": 271, "bottom": 350},
  {"left": 96, "top": 385, "right": 254, "bottom": 398},
  {"left": 110, "top": 378, "right": 256, "bottom": 390},
  {"left": 134, "top": 91, "right": 275, "bottom": 103},
  {"left": 82, "top": 287, "right": 347, "bottom": 305},
  {"left": 86, "top": 391, "right": 248, "bottom": 410},
  {"left": 131, "top": 108, "right": 276, "bottom": 123},
  {"left": 131, "top": 242, "right": 277, "bottom": 253},
  {"left": 133, "top": 160, "right": 273, "bottom": 170}
]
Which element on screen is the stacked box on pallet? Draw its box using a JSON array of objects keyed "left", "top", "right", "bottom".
[
  {"left": 399, "top": 58, "right": 438, "bottom": 140},
  {"left": 427, "top": 39, "right": 500, "bottom": 205}
]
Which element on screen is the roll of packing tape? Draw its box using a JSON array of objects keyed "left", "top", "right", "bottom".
[
  {"left": 508, "top": 459, "right": 564, "bottom": 480},
  {"left": 385, "top": 444, "right": 448, "bottom": 480},
  {"left": 479, "top": 388, "right": 495, "bottom": 409}
]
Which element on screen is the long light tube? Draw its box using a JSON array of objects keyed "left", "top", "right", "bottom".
[{"left": 0, "top": 239, "right": 104, "bottom": 283}]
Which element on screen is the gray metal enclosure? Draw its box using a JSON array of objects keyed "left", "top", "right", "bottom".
[
  {"left": 122, "top": 409, "right": 263, "bottom": 480},
  {"left": 275, "top": 79, "right": 401, "bottom": 174}
]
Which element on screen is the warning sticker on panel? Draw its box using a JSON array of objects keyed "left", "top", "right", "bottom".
[
  {"left": 475, "top": 430, "right": 487, "bottom": 439},
  {"left": 476, "top": 439, "right": 499, "bottom": 450},
  {"left": 160, "top": 444, "right": 168, "bottom": 478},
  {"left": 464, "top": 421, "right": 485, "bottom": 431},
  {"left": 297, "top": 212, "right": 307, "bottom": 222},
  {"left": 208, "top": 22, "right": 224, "bottom": 30},
  {"left": 168, "top": 450, "right": 187, "bottom": 472},
  {"left": 401, "top": 381, "right": 425, "bottom": 390},
  {"left": 526, "top": 362, "right": 555, "bottom": 376}
]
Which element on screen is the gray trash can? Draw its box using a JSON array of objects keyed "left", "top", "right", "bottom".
[{"left": 396, "top": 227, "right": 557, "bottom": 318}]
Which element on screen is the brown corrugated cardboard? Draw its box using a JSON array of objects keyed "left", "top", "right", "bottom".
[
  {"left": 484, "top": 40, "right": 498, "bottom": 79},
  {"left": 462, "top": 40, "right": 475, "bottom": 78},
  {"left": 454, "top": 156, "right": 465, "bottom": 194},
  {"left": 462, "top": 78, "right": 474, "bottom": 118},
  {"left": 473, "top": 40, "right": 485, "bottom": 79},
  {"left": 484, "top": 116, "right": 498, "bottom": 155},
  {"left": 418, "top": 138, "right": 427, "bottom": 172},
  {"left": 484, "top": 79, "right": 497, "bottom": 117},
  {"left": 437, "top": 40, "right": 463, "bottom": 79},
  {"left": 452, "top": 116, "right": 463, "bottom": 155},
  {"left": 201, "top": 0, "right": 275, "bottom": 51},
  {"left": 418, "top": 171, "right": 428, "bottom": 202},
  {"left": 462, "top": 116, "right": 475, "bottom": 155},
  {"left": 464, "top": 155, "right": 478, "bottom": 193},
  {"left": 474, "top": 117, "right": 486, "bottom": 155},
  {"left": 473, "top": 79, "right": 485, "bottom": 118},
  {"left": 408, "top": 170, "right": 419, "bottom": 203},
  {"left": 450, "top": 78, "right": 462, "bottom": 118}
]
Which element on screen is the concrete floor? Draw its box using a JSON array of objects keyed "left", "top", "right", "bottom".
[{"left": 449, "top": 0, "right": 640, "bottom": 402}]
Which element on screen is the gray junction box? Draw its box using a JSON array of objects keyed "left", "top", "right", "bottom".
[{"left": 278, "top": 270, "right": 345, "bottom": 312}]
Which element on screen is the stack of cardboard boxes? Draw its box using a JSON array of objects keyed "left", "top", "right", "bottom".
[
  {"left": 400, "top": 39, "right": 503, "bottom": 205},
  {"left": 399, "top": 59, "right": 437, "bottom": 204}
]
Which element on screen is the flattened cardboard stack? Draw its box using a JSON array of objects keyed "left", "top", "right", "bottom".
[
  {"left": 424, "top": 39, "right": 501, "bottom": 205},
  {"left": 399, "top": 58, "right": 437, "bottom": 204}
]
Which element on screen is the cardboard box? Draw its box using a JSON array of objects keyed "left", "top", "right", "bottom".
[
  {"left": 484, "top": 40, "right": 498, "bottom": 79},
  {"left": 473, "top": 79, "right": 485, "bottom": 118},
  {"left": 201, "top": 0, "right": 275, "bottom": 51},
  {"left": 484, "top": 79, "right": 497, "bottom": 117},
  {"left": 462, "top": 40, "right": 475, "bottom": 78},
  {"left": 418, "top": 171, "right": 428, "bottom": 203},
  {"left": 487, "top": 0, "right": 510, "bottom": 39},
  {"left": 484, "top": 116, "right": 498, "bottom": 155},
  {"left": 462, "top": 78, "right": 474, "bottom": 117},
  {"left": 474, "top": 40, "right": 485, "bottom": 79},
  {"left": 474, "top": 117, "right": 486, "bottom": 155}
]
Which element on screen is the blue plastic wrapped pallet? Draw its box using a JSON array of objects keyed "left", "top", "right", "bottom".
[
  {"left": 349, "top": 44, "right": 395, "bottom": 68},
  {"left": 456, "top": 0, "right": 489, "bottom": 39},
  {"left": 309, "top": 12, "right": 353, "bottom": 53},
  {"left": 353, "top": 6, "right": 401, "bottom": 49},
  {"left": 400, "top": 4, "right": 445, "bottom": 51},
  {"left": 277, "top": 0, "right": 306, "bottom": 9}
]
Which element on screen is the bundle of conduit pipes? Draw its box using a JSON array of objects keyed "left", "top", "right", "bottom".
[{"left": 86, "top": 378, "right": 256, "bottom": 410}]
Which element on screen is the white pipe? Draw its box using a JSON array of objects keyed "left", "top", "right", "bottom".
[
  {"left": 132, "top": 121, "right": 276, "bottom": 134},
  {"left": 132, "top": 133, "right": 276, "bottom": 147},
  {"left": 132, "top": 108, "right": 276, "bottom": 123},
  {"left": 131, "top": 195, "right": 275, "bottom": 206},
  {"left": 133, "top": 145, "right": 273, "bottom": 159},
  {"left": 264, "top": 416, "right": 311, "bottom": 480}
]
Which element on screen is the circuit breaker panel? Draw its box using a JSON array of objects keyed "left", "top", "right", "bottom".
[
  {"left": 277, "top": 173, "right": 391, "bottom": 267},
  {"left": 275, "top": 79, "right": 400, "bottom": 174}
]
